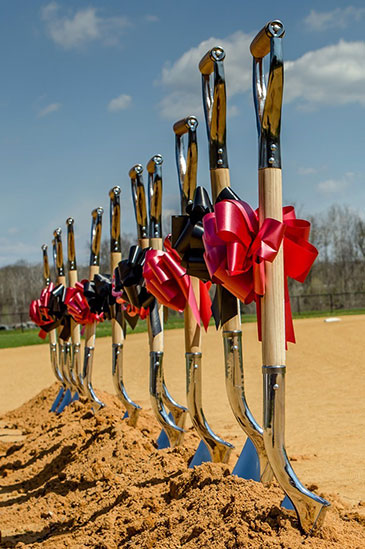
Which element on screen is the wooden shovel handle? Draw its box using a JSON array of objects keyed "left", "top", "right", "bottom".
[
  {"left": 210, "top": 168, "right": 241, "bottom": 331},
  {"left": 85, "top": 264, "right": 100, "bottom": 347},
  {"left": 210, "top": 168, "right": 231, "bottom": 203},
  {"left": 258, "top": 167, "right": 285, "bottom": 366},
  {"left": 68, "top": 270, "right": 81, "bottom": 345},
  {"left": 139, "top": 238, "right": 150, "bottom": 250},
  {"left": 147, "top": 237, "right": 164, "bottom": 352},
  {"left": 111, "top": 251, "right": 124, "bottom": 345},
  {"left": 184, "top": 276, "right": 201, "bottom": 353}
]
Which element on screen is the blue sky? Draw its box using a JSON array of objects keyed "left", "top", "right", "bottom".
[{"left": 1, "top": 1, "right": 364, "bottom": 266}]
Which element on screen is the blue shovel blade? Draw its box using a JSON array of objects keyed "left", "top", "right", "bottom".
[
  {"left": 189, "top": 440, "right": 211, "bottom": 468},
  {"left": 56, "top": 388, "right": 72, "bottom": 414},
  {"left": 232, "top": 437, "right": 261, "bottom": 482},
  {"left": 71, "top": 391, "right": 79, "bottom": 403},
  {"left": 122, "top": 410, "right": 129, "bottom": 420},
  {"left": 281, "top": 495, "right": 295, "bottom": 510},
  {"left": 50, "top": 386, "right": 65, "bottom": 413},
  {"left": 156, "top": 412, "right": 173, "bottom": 449}
]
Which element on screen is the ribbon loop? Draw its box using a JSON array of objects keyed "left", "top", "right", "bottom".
[{"left": 202, "top": 189, "right": 318, "bottom": 344}]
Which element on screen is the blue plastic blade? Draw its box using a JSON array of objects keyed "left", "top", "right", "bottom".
[
  {"left": 50, "top": 386, "right": 65, "bottom": 413},
  {"left": 281, "top": 495, "right": 295, "bottom": 510},
  {"left": 56, "top": 388, "right": 72, "bottom": 414},
  {"left": 189, "top": 439, "right": 211, "bottom": 468},
  {"left": 232, "top": 437, "right": 261, "bottom": 481}
]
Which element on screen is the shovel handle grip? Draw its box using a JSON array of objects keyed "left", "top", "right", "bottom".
[
  {"left": 250, "top": 20, "right": 285, "bottom": 59},
  {"left": 258, "top": 167, "right": 285, "bottom": 366},
  {"left": 199, "top": 47, "right": 225, "bottom": 75},
  {"left": 41, "top": 244, "right": 51, "bottom": 287},
  {"left": 184, "top": 276, "right": 201, "bottom": 353}
]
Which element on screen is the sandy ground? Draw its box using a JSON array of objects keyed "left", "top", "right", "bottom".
[{"left": 1, "top": 315, "right": 364, "bottom": 508}]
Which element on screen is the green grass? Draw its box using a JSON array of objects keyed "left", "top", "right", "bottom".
[{"left": 1, "top": 308, "right": 364, "bottom": 349}]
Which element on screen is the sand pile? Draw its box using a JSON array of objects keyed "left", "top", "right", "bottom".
[{"left": 0, "top": 385, "right": 364, "bottom": 548}]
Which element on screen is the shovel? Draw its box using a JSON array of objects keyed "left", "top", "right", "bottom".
[
  {"left": 130, "top": 163, "right": 185, "bottom": 448},
  {"left": 173, "top": 116, "right": 233, "bottom": 466},
  {"left": 250, "top": 20, "right": 330, "bottom": 533},
  {"left": 52, "top": 228, "right": 75, "bottom": 413},
  {"left": 41, "top": 244, "right": 66, "bottom": 412},
  {"left": 199, "top": 47, "right": 272, "bottom": 481},
  {"left": 81, "top": 208, "right": 105, "bottom": 411},
  {"left": 65, "top": 218, "right": 84, "bottom": 399},
  {"left": 109, "top": 185, "right": 141, "bottom": 425}
]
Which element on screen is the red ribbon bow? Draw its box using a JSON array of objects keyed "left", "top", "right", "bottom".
[
  {"left": 65, "top": 281, "right": 104, "bottom": 326},
  {"left": 29, "top": 283, "right": 56, "bottom": 339},
  {"left": 203, "top": 199, "right": 318, "bottom": 344},
  {"left": 143, "top": 237, "right": 212, "bottom": 330}
]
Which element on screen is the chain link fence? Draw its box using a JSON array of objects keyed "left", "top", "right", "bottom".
[{"left": 1, "top": 292, "right": 365, "bottom": 332}]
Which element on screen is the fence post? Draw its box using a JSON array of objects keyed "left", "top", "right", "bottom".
[
  {"left": 20, "top": 312, "right": 24, "bottom": 332},
  {"left": 296, "top": 296, "right": 301, "bottom": 315},
  {"left": 329, "top": 294, "right": 333, "bottom": 313}
]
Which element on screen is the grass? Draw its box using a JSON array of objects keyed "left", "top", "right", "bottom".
[{"left": 1, "top": 308, "right": 364, "bottom": 350}]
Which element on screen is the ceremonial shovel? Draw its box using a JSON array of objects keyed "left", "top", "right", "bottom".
[
  {"left": 52, "top": 228, "right": 77, "bottom": 413},
  {"left": 109, "top": 186, "right": 141, "bottom": 425},
  {"left": 199, "top": 47, "right": 272, "bottom": 481},
  {"left": 129, "top": 163, "right": 186, "bottom": 448},
  {"left": 66, "top": 218, "right": 83, "bottom": 398},
  {"left": 251, "top": 20, "right": 330, "bottom": 533},
  {"left": 81, "top": 208, "right": 105, "bottom": 411},
  {"left": 173, "top": 116, "right": 233, "bottom": 466},
  {"left": 41, "top": 244, "right": 66, "bottom": 412}
]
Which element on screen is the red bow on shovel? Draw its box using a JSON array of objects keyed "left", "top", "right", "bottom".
[
  {"left": 203, "top": 199, "right": 318, "bottom": 344},
  {"left": 143, "top": 237, "right": 212, "bottom": 330},
  {"left": 65, "top": 281, "right": 104, "bottom": 326}
]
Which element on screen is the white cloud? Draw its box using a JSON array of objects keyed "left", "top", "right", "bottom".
[
  {"left": 37, "top": 102, "right": 62, "bottom": 118},
  {"left": 107, "top": 94, "right": 132, "bottom": 112},
  {"left": 285, "top": 40, "right": 365, "bottom": 108},
  {"left": 158, "top": 31, "right": 252, "bottom": 119},
  {"left": 145, "top": 14, "right": 159, "bottom": 23},
  {"left": 158, "top": 32, "right": 365, "bottom": 119},
  {"left": 304, "top": 7, "right": 365, "bottom": 31},
  {"left": 41, "top": 3, "right": 129, "bottom": 49},
  {"left": 298, "top": 167, "right": 318, "bottom": 176},
  {"left": 317, "top": 172, "right": 355, "bottom": 194}
]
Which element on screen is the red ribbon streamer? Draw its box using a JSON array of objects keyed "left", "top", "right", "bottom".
[
  {"left": 203, "top": 200, "right": 318, "bottom": 344},
  {"left": 65, "top": 281, "right": 104, "bottom": 326},
  {"left": 143, "top": 237, "right": 212, "bottom": 330}
]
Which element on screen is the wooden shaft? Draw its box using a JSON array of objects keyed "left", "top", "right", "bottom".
[
  {"left": 147, "top": 236, "right": 164, "bottom": 352},
  {"left": 139, "top": 237, "right": 150, "bottom": 249},
  {"left": 57, "top": 274, "right": 66, "bottom": 286},
  {"left": 258, "top": 168, "right": 285, "bottom": 366},
  {"left": 68, "top": 269, "right": 80, "bottom": 345},
  {"left": 49, "top": 329, "right": 57, "bottom": 345},
  {"left": 111, "top": 251, "right": 124, "bottom": 345},
  {"left": 210, "top": 168, "right": 231, "bottom": 202},
  {"left": 210, "top": 167, "right": 241, "bottom": 331},
  {"left": 56, "top": 274, "right": 68, "bottom": 340},
  {"left": 86, "top": 264, "right": 100, "bottom": 347},
  {"left": 184, "top": 276, "right": 201, "bottom": 353}
]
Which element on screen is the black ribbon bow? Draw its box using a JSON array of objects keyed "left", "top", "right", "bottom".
[
  {"left": 171, "top": 186, "right": 213, "bottom": 281},
  {"left": 47, "top": 284, "right": 71, "bottom": 341},
  {"left": 83, "top": 274, "right": 123, "bottom": 328},
  {"left": 114, "top": 245, "right": 161, "bottom": 336}
]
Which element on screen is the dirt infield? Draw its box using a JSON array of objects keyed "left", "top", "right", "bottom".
[{"left": 0, "top": 316, "right": 364, "bottom": 547}]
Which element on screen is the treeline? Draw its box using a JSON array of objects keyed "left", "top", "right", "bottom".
[{"left": 1, "top": 205, "right": 365, "bottom": 319}]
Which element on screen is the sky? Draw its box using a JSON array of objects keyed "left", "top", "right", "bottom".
[{"left": 1, "top": 0, "right": 364, "bottom": 266}]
